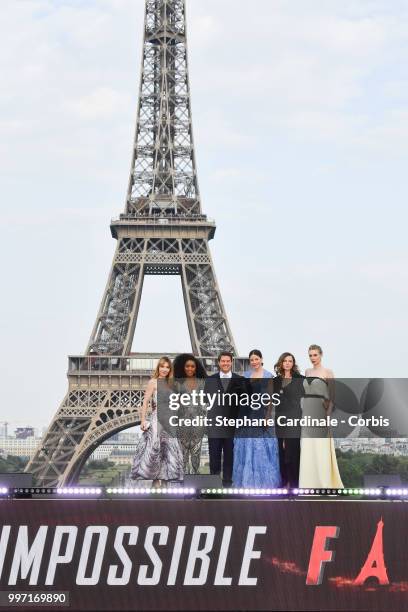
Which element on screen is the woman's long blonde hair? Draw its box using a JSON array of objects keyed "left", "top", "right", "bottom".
[{"left": 153, "top": 356, "right": 173, "bottom": 379}]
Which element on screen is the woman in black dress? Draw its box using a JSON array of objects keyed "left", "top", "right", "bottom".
[{"left": 273, "top": 352, "right": 304, "bottom": 488}]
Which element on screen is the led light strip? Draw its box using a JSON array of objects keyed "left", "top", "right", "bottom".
[
  {"left": 200, "top": 487, "right": 384, "bottom": 496},
  {"left": 10, "top": 487, "right": 102, "bottom": 496},
  {"left": 386, "top": 488, "right": 408, "bottom": 496},
  {"left": 201, "top": 488, "right": 289, "bottom": 495},
  {"left": 56, "top": 487, "right": 102, "bottom": 495},
  {"left": 295, "top": 488, "right": 382, "bottom": 496},
  {"left": 106, "top": 487, "right": 196, "bottom": 495},
  {"left": 2, "top": 486, "right": 407, "bottom": 499}
]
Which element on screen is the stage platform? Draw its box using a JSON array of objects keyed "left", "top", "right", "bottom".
[
  {"left": 1, "top": 483, "right": 407, "bottom": 499},
  {"left": 0, "top": 492, "right": 406, "bottom": 612}
]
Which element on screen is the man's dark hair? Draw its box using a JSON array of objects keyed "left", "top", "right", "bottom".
[{"left": 218, "top": 351, "right": 234, "bottom": 362}]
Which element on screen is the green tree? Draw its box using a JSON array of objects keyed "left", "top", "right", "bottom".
[{"left": 0, "top": 455, "right": 29, "bottom": 473}]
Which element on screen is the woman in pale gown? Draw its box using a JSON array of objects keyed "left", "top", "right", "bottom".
[
  {"left": 299, "top": 344, "right": 343, "bottom": 488},
  {"left": 131, "top": 356, "right": 184, "bottom": 487}
]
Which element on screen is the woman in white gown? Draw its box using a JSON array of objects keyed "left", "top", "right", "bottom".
[{"left": 299, "top": 344, "right": 343, "bottom": 488}]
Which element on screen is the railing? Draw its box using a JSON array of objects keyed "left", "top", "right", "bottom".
[
  {"left": 111, "top": 215, "right": 215, "bottom": 225},
  {"left": 68, "top": 355, "right": 249, "bottom": 375}
]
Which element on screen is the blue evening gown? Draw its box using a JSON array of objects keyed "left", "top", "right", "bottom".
[{"left": 232, "top": 370, "right": 281, "bottom": 488}]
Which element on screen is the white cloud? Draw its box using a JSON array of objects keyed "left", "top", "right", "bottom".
[
  {"left": 187, "top": 1, "right": 408, "bottom": 154},
  {"left": 64, "top": 87, "right": 132, "bottom": 120}
]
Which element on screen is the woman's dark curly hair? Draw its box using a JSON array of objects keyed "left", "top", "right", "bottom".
[{"left": 173, "top": 353, "right": 207, "bottom": 380}]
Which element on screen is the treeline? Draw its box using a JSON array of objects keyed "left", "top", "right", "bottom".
[
  {"left": 79, "top": 458, "right": 130, "bottom": 486},
  {"left": 0, "top": 455, "right": 28, "bottom": 473},
  {"left": 1, "top": 453, "right": 408, "bottom": 488},
  {"left": 336, "top": 450, "right": 408, "bottom": 486},
  {"left": 81, "top": 459, "right": 115, "bottom": 474}
]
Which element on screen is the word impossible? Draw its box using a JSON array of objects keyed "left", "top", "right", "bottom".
[{"left": 0, "top": 525, "right": 266, "bottom": 587}]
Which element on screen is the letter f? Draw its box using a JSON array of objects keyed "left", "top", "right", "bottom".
[{"left": 306, "top": 526, "right": 339, "bottom": 585}]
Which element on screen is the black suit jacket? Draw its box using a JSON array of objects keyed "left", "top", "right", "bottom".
[{"left": 204, "top": 372, "right": 248, "bottom": 438}]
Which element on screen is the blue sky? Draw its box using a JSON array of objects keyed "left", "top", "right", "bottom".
[{"left": 0, "top": 0, "right": 407, "bottom": 428}]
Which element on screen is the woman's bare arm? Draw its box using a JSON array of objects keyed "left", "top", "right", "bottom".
[
  {"left": 140, "top": 378, "right": 156, "bottom": 430},
  {"left": 325, "top": 368, "right": 335, "bottom": 415}
]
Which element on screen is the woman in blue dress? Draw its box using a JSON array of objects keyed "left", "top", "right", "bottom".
[{"left": 232, "top": 349, "right": 281, "bottom": 488}]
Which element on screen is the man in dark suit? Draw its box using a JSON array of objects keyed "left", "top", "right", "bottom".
[{"left": 204, "top": 351, "right": 247, "bottom": 486}]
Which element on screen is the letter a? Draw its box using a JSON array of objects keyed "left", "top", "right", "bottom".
[{"left": 354, "top": 518, "right": 389, "bottom": 585}]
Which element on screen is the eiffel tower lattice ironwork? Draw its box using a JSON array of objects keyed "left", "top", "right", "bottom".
[{"left": 26, "top": 0, "right": 245, "bottom": 487}]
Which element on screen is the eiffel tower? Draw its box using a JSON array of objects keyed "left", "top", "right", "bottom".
[{"left": 26, "top": 0, "right": 246, "bottom": 487}]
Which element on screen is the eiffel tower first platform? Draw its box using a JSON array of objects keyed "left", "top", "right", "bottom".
[{"left": 26, "top": 0, "right": 248, "bottom": 487}]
